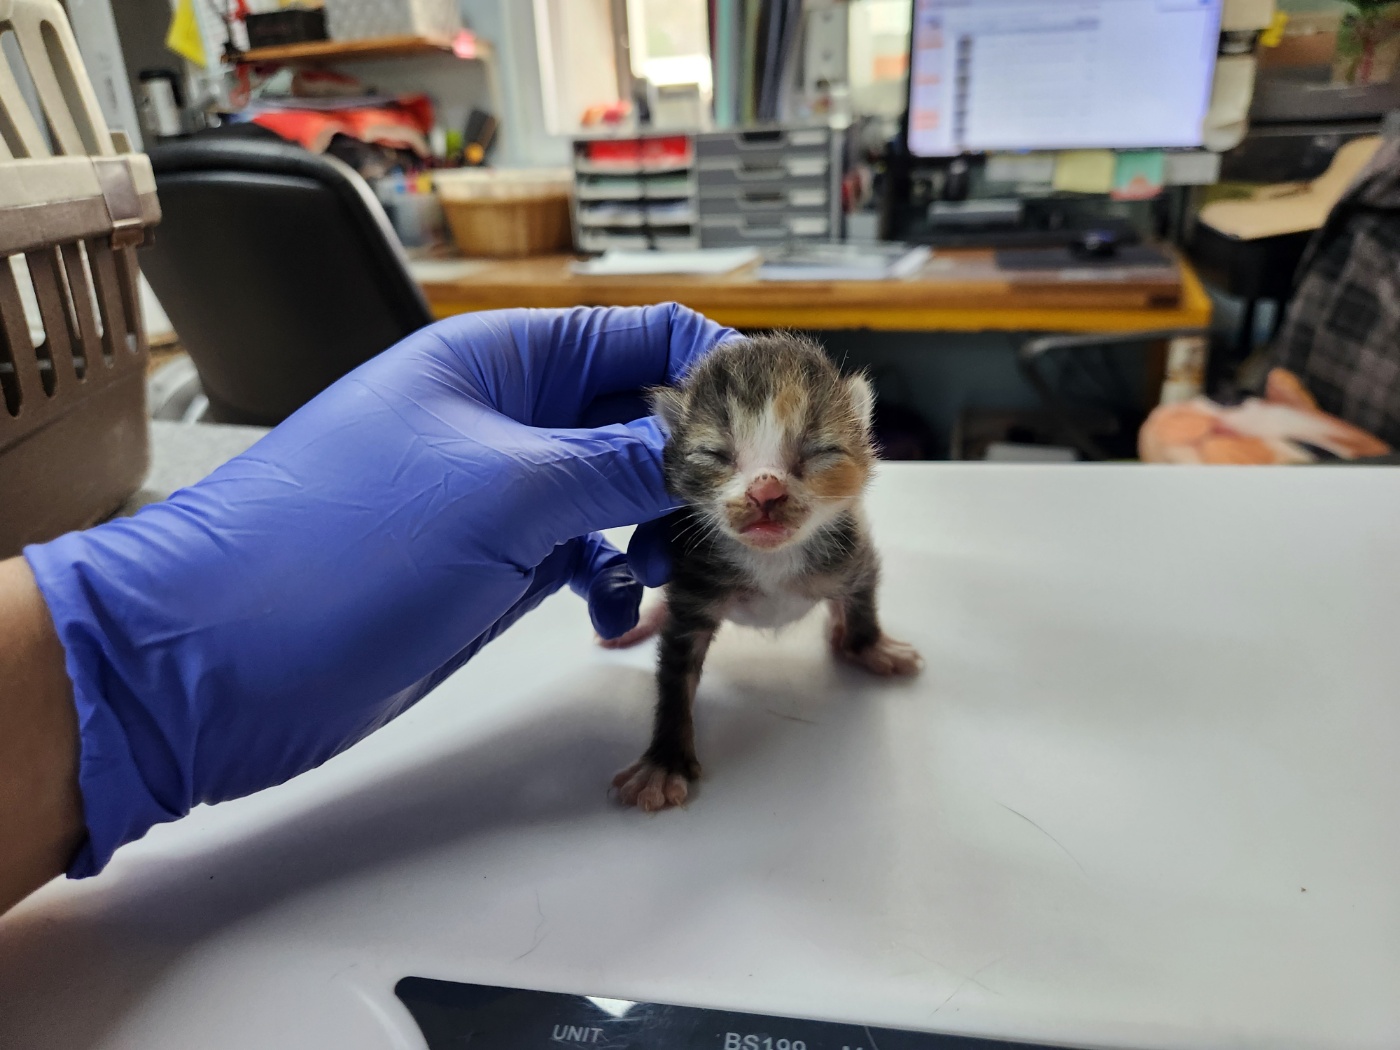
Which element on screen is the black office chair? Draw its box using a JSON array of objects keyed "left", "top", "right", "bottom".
[{"left": 141, "top": 136, "right": 433, "bottom": 426}]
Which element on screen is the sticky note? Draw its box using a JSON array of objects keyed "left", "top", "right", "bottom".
[
  {"left": 1052, "top": 150, "right": 1115, "bottom": 194},
  {"left": 166, "top": 0, "right": 207, "bottom": 67},
  {"left": 986, "top": 153, "right": 1056, "bottom": 186},
  {"left": 1164, "top": 150, "right": 1222, "bottom": 186},
  {"left": 1112, "top": 151, "right": 1166, "bottom": 200}
]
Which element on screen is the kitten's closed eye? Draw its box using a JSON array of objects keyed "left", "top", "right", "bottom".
[
  {"left": 801, "top": 444, "right": 848, "bottom": 464},
  {"left": 689, "top": 446, "right": 733, "bottom": 467}
]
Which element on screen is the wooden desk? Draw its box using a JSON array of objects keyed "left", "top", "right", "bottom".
[{"left": 414, "top": 250, "right": 1212, "bottom": 333}]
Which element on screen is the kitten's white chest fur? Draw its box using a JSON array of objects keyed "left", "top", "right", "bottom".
[{"left": 721, "top": 541, "right": 819, "bottom": 630}]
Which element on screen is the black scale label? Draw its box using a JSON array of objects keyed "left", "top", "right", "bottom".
[{"left": 395, "top": 978, "right": 1078, "bottom": 1050}]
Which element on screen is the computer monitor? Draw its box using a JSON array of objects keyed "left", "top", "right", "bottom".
[{"left": 906, "top": 0, "right": 1222, "bottom": 158}]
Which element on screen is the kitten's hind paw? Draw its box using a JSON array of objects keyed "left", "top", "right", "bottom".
[
  {"left": 837, "top": 634, "right": 924, "bottom": 677},
  {"left": 597, "top": 602, "right": 669, "bottom": 650},
  {"left": 612, "top": 757, "right": 699, "bottom": 812}
]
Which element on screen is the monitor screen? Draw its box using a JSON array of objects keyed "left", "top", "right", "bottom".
[{"left": 906, "top": 0, "right": 1222, "bottom": 157}]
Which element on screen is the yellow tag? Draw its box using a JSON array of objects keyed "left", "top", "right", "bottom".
[
  {"left": 166, "top": 0, "right": 207, "bottom": 68},
  {"left": 1260, "top": 12, "right": 1288, "bottom": 49}
]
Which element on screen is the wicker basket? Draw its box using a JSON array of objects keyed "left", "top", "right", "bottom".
[
  {"left": 0, "top": 0, "right": 161, "bottom": 557},
  {"left": 436, "top": 169, "right": 572, "bottom": 258}
]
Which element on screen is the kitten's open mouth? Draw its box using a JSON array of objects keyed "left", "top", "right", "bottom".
[{"left": 739, "top": 519, "right": 795, "bottom": 548}]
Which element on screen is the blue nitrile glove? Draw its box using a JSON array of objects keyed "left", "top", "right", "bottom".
[{"left": 24, "top": 304, "right": 734, "bottom": 877}]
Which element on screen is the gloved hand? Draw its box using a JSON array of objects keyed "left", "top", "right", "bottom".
[{"left": 24, "top": 304, "right": 734, "bottom": 877}]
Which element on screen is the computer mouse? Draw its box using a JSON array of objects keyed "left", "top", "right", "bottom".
[{"left": 1072, "top": 228, "right": 1120, "bottom": 258}]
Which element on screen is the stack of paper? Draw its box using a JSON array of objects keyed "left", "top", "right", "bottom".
[
  {"left": 570, "top": 248, "right": 761, "bottom": 276},
  {"left": 757, "top": 244, "right": 931, "bottom": 281}
]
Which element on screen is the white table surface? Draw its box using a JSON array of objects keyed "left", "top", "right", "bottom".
[{"left": 2, "top": 464, "right": 1397, "bottom": 1050}]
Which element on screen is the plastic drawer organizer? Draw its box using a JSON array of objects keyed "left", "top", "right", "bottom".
[
  {"left": 572, "top": 126, "right": 838, "bottom": 253},
  {"left": 0, "top": 0, "right": 161, "bottom": 557},
  {"left": 695, "top": 126, "right": 835, "bottom": 248}
]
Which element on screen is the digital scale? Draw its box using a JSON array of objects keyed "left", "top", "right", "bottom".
[
  {"left": 394, "top": 980, "right": 1062, "bottom": 1050},
  {"left": 1, "top": 466, "right": 1397, "bottom": 1049}
]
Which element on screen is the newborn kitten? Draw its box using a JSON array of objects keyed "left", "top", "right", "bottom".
[{"left": 607, "top": 333, "right": 922, "bottom": 812}]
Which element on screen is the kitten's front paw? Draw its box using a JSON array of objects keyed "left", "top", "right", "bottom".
[
  {"left": 837, "top": 634, "right": 924, "bottom": 677},
  {"left": 612, "top": 756, "right": 699, "bottom": 812}
]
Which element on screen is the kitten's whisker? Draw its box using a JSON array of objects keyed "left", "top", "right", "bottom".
[{"left": 673, "top": 511, "right": 725, "bottom": 552}]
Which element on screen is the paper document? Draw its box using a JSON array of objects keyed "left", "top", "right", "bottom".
[
  {"left": 1221, "top": 0, "right": 1276, "bottom": 33},
  {"left": 579, "top": 202, "right": 645, "bottom": 226},
  {"left": 1052, "top": 151, "right": 1116, "bottom": 194},
  {"left": 1197, "top": 136, "right": 1381, "bottom": 240},
  {"left": 407, "top": 258, "right": 486, "bottom": 283},
  {"left": 643, "top": 200, "right": 698, "bottom": 223},
  {"left": 570, "top": 248, "right": 760, "bottom": 276},
  {"left": 1204, "top": 54, "right": 1256, "bottom": 152}
]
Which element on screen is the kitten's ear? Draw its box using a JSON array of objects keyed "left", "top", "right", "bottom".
[
  {"left": 845, "top": 373, "right": 875, "bottom": 432},
  {"left": 647, "top": 386, "right": 687, "bottom": 431}
]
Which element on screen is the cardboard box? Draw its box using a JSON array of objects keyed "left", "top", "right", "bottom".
[{"left": 322, "top": 0, "right": 461, "bottom": 41}]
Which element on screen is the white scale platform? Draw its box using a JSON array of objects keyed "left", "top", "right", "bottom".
[{"left": 1, "top": 465, "right": 1396, "bottom": 1049}]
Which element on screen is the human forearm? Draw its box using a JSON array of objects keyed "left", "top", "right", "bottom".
[{"left": 0, "top": 556, "right": 81, "bottom": 916}]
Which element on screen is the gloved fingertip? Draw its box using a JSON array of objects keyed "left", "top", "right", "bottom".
[
  {"left": 627, "top": 518, "right": 673, "bottom": 589},
  {"left": 588, "top": 567, "right": 643, "bottom": 639}
]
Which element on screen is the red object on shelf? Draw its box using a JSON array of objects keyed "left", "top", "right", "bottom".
[
  {"left": 582, "top": 135, "right": 694, "bottom": 169},
  {"left": 251, "top": 94, "right": 436, "bottom": 156},
  {"left": 584, "top": 139, "right": 642, "bottom": 166},
  {"left": 641, "top": 136, "right": 691, "bottom": 168},
  {"left": 580, "top": 100, "right": 632, "bottom": 127}
]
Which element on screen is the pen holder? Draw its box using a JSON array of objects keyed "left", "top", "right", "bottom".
[{"left": 375, "top": 176, "right": 446, "bottom": 251}]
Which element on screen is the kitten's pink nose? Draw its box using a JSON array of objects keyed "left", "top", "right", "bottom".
[{"left": 746, "top": 476, "right": 789, "bottom": 515}]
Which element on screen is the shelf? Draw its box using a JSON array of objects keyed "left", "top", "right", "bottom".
[{"left": 238, "top": 33, "right": 488, "bottom": 65}]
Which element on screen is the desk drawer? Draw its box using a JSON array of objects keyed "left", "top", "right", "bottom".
[
  {"left": 700, "top": 172, "right": 828, "bottom": 203},
  {"left": 695, "top": 127, "right": 830, "bottom": 158},
  {"left": 698, "top": 151, "right": 829, "bottom": 178},
  {"left": 699, "top": 186, "right": 830, "bottom": 212},
  {"left": 699, "top": 214, "right": 830, "bottom": 248}
]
